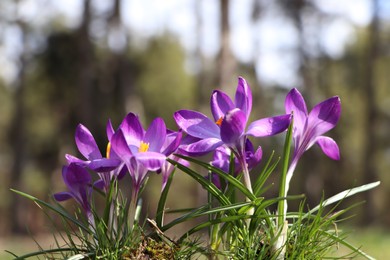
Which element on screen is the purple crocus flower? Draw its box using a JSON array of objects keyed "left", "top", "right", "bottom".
[
  {"left": 65, "top": 123, "right": 124, "bottom": 192},
  {"left": 111, "top": 113, "right": 181, "bottom": 228},
  {"left": 284, "top": 88, "right": 341, "bottom": 195},
  {"left": 175, "top": 77, "right": 291, "bottom": 158},
  {"left": 175, "top": 77, "right": 291, "bottom": 194},
  {"left": 111, "top": 113, "right": 181, "bottom": 192},
  {"left": 54, "top": 164, "right": 95, "bottom": 227}
]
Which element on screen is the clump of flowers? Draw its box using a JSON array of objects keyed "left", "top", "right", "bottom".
[{"left": 10, "top": 77, "right": 379, "bottom": 259}]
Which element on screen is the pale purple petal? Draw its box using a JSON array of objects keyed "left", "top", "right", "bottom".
[
  {"left": 106, "top": 119, "right": 115, "bottom": 141},
  {"left": 116, "top": 164, "right": 127, "bottom": 179},
  {"left": 134, "top": 152, "right": 166, "bottom": 171},
  {"left": 315, "top": 136, "right": 340, "bottom": 160},
  {"left": 128, "top": 157, "right": 149, "bottom": 189},
  {"left": 209, "top": 173, "right": 222, "bottom": 189},
  {"left": 247, "top": 146, "right": 262, "bottom": 170},
  {"left": 211, "top": 147, "right": 230, "bottom": 173},
  {"left": 174, "top": 110, "right": 220, "bottom": 139},
  {"left": 144, "top": 117, "right": 166, "bottom": 152},
  {"left": 62, "top": 164, "right": 91, "bottom": 190},
  {"left": 308, "top": 96, "right": 341, "bottom": 137},
  {"left": 88, "top": 158, "right": 121, "bottom": 172},
  {"left": 75, "top": 124, "right": 102, "bottom": 160},
  {"left": 111, "top": 129, "right": 133, "bottom": 161},
  {"left": 53, "top": 191, "right": 73, "bottom": 202},
  {"left": 210, "top": 90, "right": 235, "bottom": 121},
  {"left": 235, "top": 77, "right": 252, "bottom": 119},
  {"left": 247, "top": 114, "right": 292, "bottom": 137},
  {"left": 179, "top": 138, "right": 223, "bottom": 156},
  {"left": 161, "top": 131, "right": 182, "bottom": 155},
  {"left": 285, "top": 88, "right": 308, "bottom": 135},
  {"left": 120, "top": 113, "right": 144, "bottom": 147},
  {"left": 220, "top": 108, "right": 246, "bottom": 145},
  {"left": 65, "top": 154, "right": 89, "bottom": 166},
  {"left": 93, "top": 179, "right": 105, "bottom": 190}
]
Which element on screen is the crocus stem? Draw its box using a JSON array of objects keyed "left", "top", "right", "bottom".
[
  {"left": 128, "top": 187, "right": 139, "bottom": 231},
  {"left": 283, "top": 157, "right": 298, "bottom": 215},
  {"left": 109, "top": 200, "right": 117, "bottom": 234},
  {"left": 274, "top": 121, "right": 293, "bottom": 259},
  {"left": 236, "top": 150, "right": 254, "bottom": 216}
]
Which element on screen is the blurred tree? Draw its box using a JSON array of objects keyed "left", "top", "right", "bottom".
[
  {"left": 216, "top": 0, "right": 237, "bottom": 92},
  {"left": 361, "top": 0, "right": 380, "bottom": 225},
  {"left": 135, "top": 35, "right": 196, "bottom": 128},
  {"left": 8, "top": 18, "right": 30, "bottom": 234}
]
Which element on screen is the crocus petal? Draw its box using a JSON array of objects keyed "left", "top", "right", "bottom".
[
  {"left": 210, "top": 90, "right": 235, "bottom": 121},
  {"left": 111, "top": 129, "right": 133, "bottom": 161},
  {"left": 179, "top": 138, "right": 223, "bottom": 156},
  {"left": 116, "top": 164, "right": 127, "bottom": 180},
  {"left": 161, "top": 155, "right": 189, "bottom": 191},
  {"left": 220, "top": 108, "right": 246, "bottom": 145},
  {"left": 174, "top": 110, "right": 220, "bottom": 139},
  {"left": 53, "top": 191, "right": 73, "bottom": 202},
  {"left": 93, "top": 179, "right": 106, "bottom": 190},
  {"left": 120, "top": 113, "right": 144, "bottom": 147},
  {"left": 162, "top": 131, "right": 182, "bottom": 155},
  {"left": 235, "top": 77, "right": 252, "bottom": 119},
  {"left": 62, "top": 164, "right": 91, "bottom": 190},
  {"left": 88, "top": 158, "right": 121, "bottom": 172},
  {"left": 65, "top": 154, "right": 89, "bottom": 166},
  {"left": 144, "top": 117, "right": 166, "bottom": 152},
  {"left": 211, "top": 147, "right": 230, "bottom": 173},
  {"left": 209, "top": 173, "right": 222, "bottom": 189},
  {"left": 315, "top": 136, "right": 340, "bottom": 160},
  {"left": 285, "top": 88, "right": 308, "bottom": 135},
  {"left": 134, "top": 152, "right": 166, "bottom": 171},
  {"left": 75, "top": 124, "right": 102, "bottom": 160},
  {"left": 106, "top": 119, "right": 115, "bottom": 141},
  {"left": 128, "top": 157, "right": 149, "bottom": 189},
  {"left": 247, "top": 146, "right": 262, "bottom": 170},
  {"left": 308, "top": 96, "right": 341, "bottom": 137},
  {"left": 247, "top": 114, "right": 292, "bottom": 137}
]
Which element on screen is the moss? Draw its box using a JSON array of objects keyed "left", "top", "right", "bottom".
[{"left": 122, "top": 236, "right": 178, "bottom": 260}]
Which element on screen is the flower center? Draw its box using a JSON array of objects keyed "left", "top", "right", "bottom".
[
  {"left": 138, "top": 141, "right": 150, "bottom": 152},
  {"left": 106, "top": 142, "right": 111, "bottom": 158},
  {"left": 216, "top": 117, "right": 223, "bottom": 126}
]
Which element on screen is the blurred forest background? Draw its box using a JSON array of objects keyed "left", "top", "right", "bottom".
[{"left": 0, "top": 0, "right": 389, "bottom": 244}]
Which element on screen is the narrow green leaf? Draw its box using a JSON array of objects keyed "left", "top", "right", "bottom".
[
  {"left": 307, "top": 181, "right": 380, "bottom": 216},
  {"left": 178, "top": 214, "right": 252, "bottom": 243},
  {"left": 277, "top": 119, "right": 294, "bottom": 226},
  {"left": 321, "top": 230, "right": 376, "bottom": 260},
  {"left": 156, "top": 168, "right": 175, "bottom": 228},
  {"left": 11, "top": 189, "right": 91, "bottom": 234},
  {"left": 254, "top": 154, "right": 280, "bottom": 196}
]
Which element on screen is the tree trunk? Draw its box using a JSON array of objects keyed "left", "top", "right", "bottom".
[
  {"left": 361, "top": 0, "right": 380, "bottom": 225},
  {"left": 8, "top": 21, "right": 28, "bottom": 234},
  {"left": 216, "top": 0, "right": 236, "bottom": 92}
]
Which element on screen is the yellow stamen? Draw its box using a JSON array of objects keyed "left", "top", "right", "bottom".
[
  {"left": 106, "top": 142, "right": 111, "bottom": 158},
  {"left": 138, "top": 141, "right": 150, "bottom": 153},
  {"left": 216, "top": 117, "right": 223, "bottom": 126}
]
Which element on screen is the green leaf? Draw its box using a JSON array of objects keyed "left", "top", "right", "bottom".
[
  {"left": 11, "top": 189, "right": 91, "bottom": 234},
  {"left": 253, "top": 152, "right": 280, "bottom": 196},
  {"left": 307, "top": 181, "right": 380, "bottom": 216},
  {"left": 277, "top": 119, "right": 294, "bottom": 226},
  {"left": 156, "top": 167, "right": 176, "bottom": 228}
]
